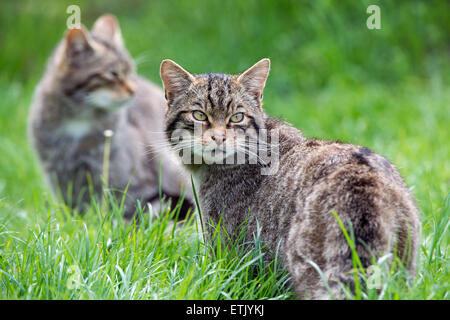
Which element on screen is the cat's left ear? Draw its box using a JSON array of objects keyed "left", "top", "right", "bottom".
[
  {"left": 237, "top": 58, "right": 270, "bottom": 100},
  {"left": 91, "top": 14, "right": 124, "bottom": 47}
]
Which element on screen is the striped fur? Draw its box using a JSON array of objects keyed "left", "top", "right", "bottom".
[{"left": 160, "top": 59, "right": 420, "bottom": 299}]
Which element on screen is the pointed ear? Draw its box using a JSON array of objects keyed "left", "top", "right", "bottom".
[
  {"left": 91, "top": 14, "right": 124, "bottom": 47},
  {"left": 237, "top": 58, "right": 270, "bottom": 100},
  {"left": 160, "top": 59, "right": 196, "bottom": 102},
  {"left": 64, "top": 27, "right": 94, "bottom": 59}
]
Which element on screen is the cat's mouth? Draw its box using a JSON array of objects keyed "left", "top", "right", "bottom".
[
  {"left": 85, "top": 89, "right": 134, "bottom": 110},
  {"left": 191, "top": 144, "right": 237, "bottom": 162}
]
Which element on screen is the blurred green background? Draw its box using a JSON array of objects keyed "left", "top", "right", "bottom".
[
  {"left": 0, "top": 0, "right": 448, "bottom": 299},
  {"left": 1, "top": 0, "right": 448, "bottom": 210}
]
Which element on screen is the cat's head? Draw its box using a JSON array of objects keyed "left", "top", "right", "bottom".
[
  {"left": 51, "top": 14, "right": 135, "bottom": 111},
  {"left": 160, "top": 59, "right": 270, "bottom": 165}
]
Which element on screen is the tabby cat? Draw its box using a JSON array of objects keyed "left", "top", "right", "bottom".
[
  {"left": 28, "top": 15, "right": 193, "bottom": 219},
  {"left": 160, "top": 58, "right": 420, "bottom": 299}
]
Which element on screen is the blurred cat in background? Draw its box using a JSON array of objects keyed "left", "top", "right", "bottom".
[{"left": 28, "top": 14, "right": 193, "bottom": 219}]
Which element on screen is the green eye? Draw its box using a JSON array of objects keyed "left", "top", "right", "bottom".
[
  {"left": 230, "top": 112, "right": 244, "bottom": 123},
  {"left": 193, "top": 110, "right": 207, "bottom": 121}
]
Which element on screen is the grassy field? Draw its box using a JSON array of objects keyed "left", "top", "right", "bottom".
[{"left": 0, "top": 0, "right": 448, "bottom": 299}]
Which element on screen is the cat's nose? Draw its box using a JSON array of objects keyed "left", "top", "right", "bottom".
[
  {"left": 211, "top": 133, "right": 226, "bottom": 144},
  {"left": 121, "top": 80, "right": 135, "bottom": 95}
]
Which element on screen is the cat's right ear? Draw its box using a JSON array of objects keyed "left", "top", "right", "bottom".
[
  {"left": 160, "top": 59, "right": 196, "bottom": 102},
  {"left": 64, "top": 27, "right": 94, "bottom": 60}
]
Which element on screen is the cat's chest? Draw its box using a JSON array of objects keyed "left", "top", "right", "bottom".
[
  {"left": 58, "top": 119, "right": 94, "bottom": 139},
  {"left": 51, "top": 107, "right": 122, "bottom": 144},
  {"left": 38, "top": 120, "right": 112, "bottom": 167},
  {"left": 196, "top": 167, "right": 262, "bottom": 221},
  {"left": 56, "top": 125, "right": 104, "bottom": 155}
]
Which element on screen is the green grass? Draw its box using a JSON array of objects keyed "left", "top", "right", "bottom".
[
  {"left": 0, "top": 0, "right": 449, "bottom": 299},
  {"left": 0, "top": 194, "right": 293, "bottom": 299}
]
